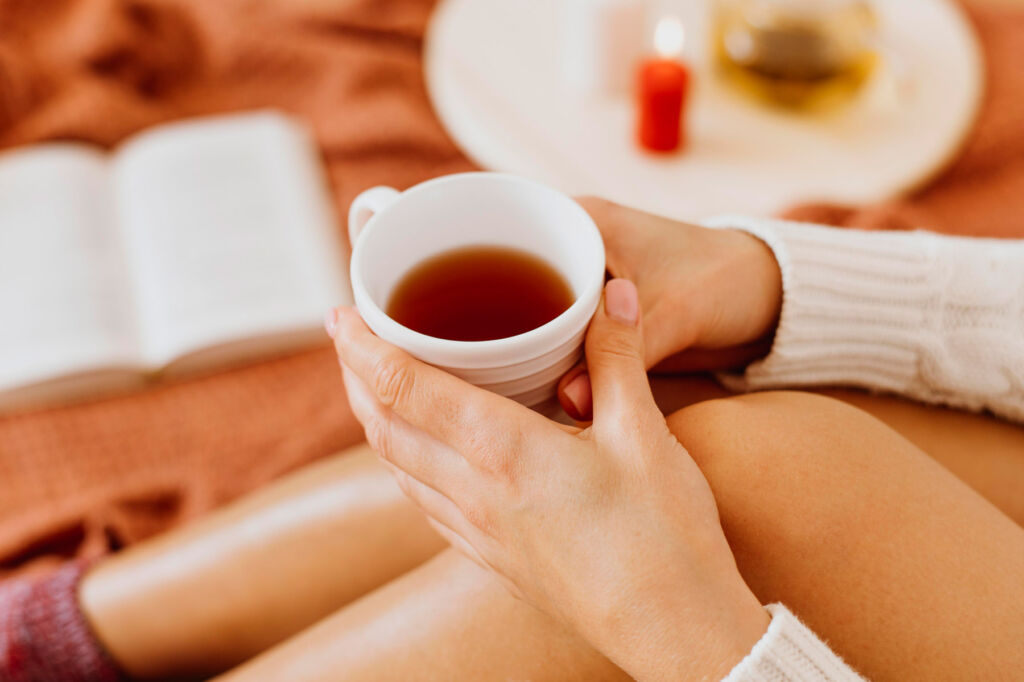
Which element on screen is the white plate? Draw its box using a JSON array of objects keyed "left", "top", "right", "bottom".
[{"left": 424, "top": 0, "right": 983, "bottom": 221}]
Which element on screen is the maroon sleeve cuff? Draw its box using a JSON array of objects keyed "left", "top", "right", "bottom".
[{"left": 1, "top": 561, "right": 125, "bottom": 682}]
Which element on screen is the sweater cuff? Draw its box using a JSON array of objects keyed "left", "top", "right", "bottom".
[
  {"left": 703, "top": 215, "right": 939, "bottom": 395},
  {"left": 723, "top": 604, "right": 864, "bottom": 682},
  {"left": 0, "top": 561, "right": 125, "bottom": 682}
]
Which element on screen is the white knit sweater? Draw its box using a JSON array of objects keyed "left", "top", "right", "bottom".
[
  {"left": 724, "top": 604, "right": 863, "bottom": 681},
  {"left": 707, "top": 216, "right": 1024, "bottom": 682}
]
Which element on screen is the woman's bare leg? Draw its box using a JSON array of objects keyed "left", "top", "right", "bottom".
[
  {"left": 817, "top": 386, "right": 1024, "bottom": 524},
  {"left": 219, "top": 390, "right": 1024, "bottom": 681},
  {"left": 671, "top": 391, "right": 1024, "bottom": 680},
  {"left": 216, "top": 550, "right": 628, "bottom": 682},
  {"left": 79, "top": 379, "right": 1024, "bottom": 679},
  {"left": 651, "top": 375, "right": 1024, "bottom": 526},
  {"left": 79, "top": 446, "right": 446, "bottom": 680}
]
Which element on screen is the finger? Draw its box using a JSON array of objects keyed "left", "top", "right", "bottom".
[
  {"left": 557, "top": 363, "right": 593, "bottom": 422},
  {"left": 574, "top": 197, "right": 636, "bottom": 279},
  {"left": 329, "top": 307, "right": 558, "bottom": 466},
  {"left": 342, "top": 365, "right": 477, "bottom": 500},
  {"left": 585, "top": 279, "right": 662, "bottom": 441},
  {"left": 386, "top": 461, "right": 495, "bottom": 568},
  {"left": 341, "top": 362, "right": 381, "bottom": 430},
  {"left": 423, "top": 517, "right": 520, "bottom": 603},
  {"left": 573, "top": 196, "right": 620, "bottom": 238},
  {"left": 381, "top": 458, "right": 496, "bottom": 550},
  {"left": 425, "top": 517, "right": 493, "bottom": 572}
]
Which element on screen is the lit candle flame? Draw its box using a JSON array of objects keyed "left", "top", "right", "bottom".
[{"left": 654, "top": 17, "right": 685, "bottom": 58}]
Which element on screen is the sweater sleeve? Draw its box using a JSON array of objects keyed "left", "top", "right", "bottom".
[
  {"left": 724, "top": 604, "right": 866, "bottom": 682},
  {"left": 703, "top": 216, "right": 1024, "bottom": 424},
  {"left": 0, "top": 561, "right": 124, "bottom": 682}
]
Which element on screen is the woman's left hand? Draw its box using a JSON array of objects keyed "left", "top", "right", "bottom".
[{"left": 326, "top": 279, "right": 769, "bottom": 682}]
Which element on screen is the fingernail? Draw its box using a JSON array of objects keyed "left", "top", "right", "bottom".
[
  {"left": 562, "top": 371, "right": 592, "bottom": 421},
  {"left": 605, "top": 279, "right": 639, "bottom": 326},
  {"left": 324, "top": 307, "right": 340, "bottom": 337}
]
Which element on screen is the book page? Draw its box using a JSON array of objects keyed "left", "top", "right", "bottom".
[
  {"left": 111, "top": 111, "right": 351, "bottom": 368},
  {"left": 0, "top": 145, "right": 140, "bottom": 393}
]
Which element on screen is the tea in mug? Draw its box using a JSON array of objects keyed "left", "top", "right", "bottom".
[{"left": 387, "top": 246, "right": 574, "bottom": 342}]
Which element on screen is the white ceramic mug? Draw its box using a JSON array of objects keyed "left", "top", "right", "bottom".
[{"left": 347, "top": 172, "right": 605, "bottom": 408}]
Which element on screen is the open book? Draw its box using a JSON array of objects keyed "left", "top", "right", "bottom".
[{"left": 0, "top": 111, "right": 352, "bottom": 412}]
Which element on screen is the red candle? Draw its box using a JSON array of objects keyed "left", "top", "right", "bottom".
[{"left": 638, "top": 18, "right": 690, "bottom": 153}]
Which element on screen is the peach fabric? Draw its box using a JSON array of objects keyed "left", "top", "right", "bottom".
[
  {"left": 0, "top": 0, "right": 1020, "bottom": 577},
  {"left": 783, "top": 5, "right": 1024, "bottom": 237}
]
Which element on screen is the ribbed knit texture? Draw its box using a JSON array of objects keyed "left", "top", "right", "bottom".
[
  {"left": 724, "top": 605, "right": 865, "bottom": 682},
  {"left": 706, "top": 216, "right": 1024, "bottom": 424},
  {"left": 0, "top": 561, "right": 123, "bottom": 682}
]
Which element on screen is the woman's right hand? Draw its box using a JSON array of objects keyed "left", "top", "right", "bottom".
[
  {"left": 560, "top": 199, "right": 784, "bottom": 419},
  {"left": 328, "top": 280, "right": 771, "bottom": 682}
]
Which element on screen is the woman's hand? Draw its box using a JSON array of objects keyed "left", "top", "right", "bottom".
[
  {"left": 579, "top": 199, "right": 783, "bottom": 369},
  {"left": 326, "top": 280, "right": 769, "bottom": 682},
  {"left": 559, "top": 199, "right": 784, "bottom": 420}
]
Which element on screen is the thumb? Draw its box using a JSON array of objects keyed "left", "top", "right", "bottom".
[{"left": 585, "top": 279, "right": 661, "bottom": 437}]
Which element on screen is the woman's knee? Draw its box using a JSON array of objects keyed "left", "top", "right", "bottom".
[
  {"left": 665, "top": 393, "right": 1024, "bottom": 681},
  {"left": 666, "top": 390, "right": 865, "bottom": 474},
  {"left": 665, "top": 391, "right": 922, "bottom": 561}
]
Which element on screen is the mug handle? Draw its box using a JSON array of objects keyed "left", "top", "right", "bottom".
[{"left": 348, "top": 186, "right": 401, "bottom": 248}]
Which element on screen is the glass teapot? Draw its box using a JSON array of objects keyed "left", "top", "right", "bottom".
[{"left": 713, "top": 0, "right": 880, "bottom": 109}]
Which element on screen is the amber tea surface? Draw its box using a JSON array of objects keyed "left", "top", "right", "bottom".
[{"left": 386, "top": 246, "right": 575, "bottom": 342}]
